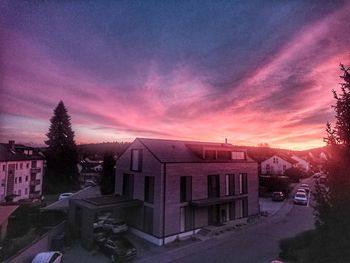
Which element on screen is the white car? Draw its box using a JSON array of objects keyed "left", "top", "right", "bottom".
[
  {"left": 294, "top": 192, "right": 308, "bottom": 205},
  {"left": 58, "top": 192, "right": 74, "bottom": 200},
  {"left": 299, "top": 184, "right": 310, "bottom": 193},
  {"left": 32, "top": 251, "right": 63, "bottom": 263},
  {"left": 296, "top": 188, "right": 307, "bottom": 194}
]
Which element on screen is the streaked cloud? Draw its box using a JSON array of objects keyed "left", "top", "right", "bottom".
[{"left": 1, "top": 0, "right": 350, "bottom": 150}]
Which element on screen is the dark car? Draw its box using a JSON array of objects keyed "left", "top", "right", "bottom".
[
  {"left": 272, "top": 191, "right": 284, "bottom": 201},
  {"left": 97, "top": 235, "right": 137, "bottom": 262}
]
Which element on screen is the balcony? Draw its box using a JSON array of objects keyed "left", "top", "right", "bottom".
[
  {"left": 30, "top": 179, "right": 41, "bottom": 186},
  {"left": 30, "top": 168, "right": 42, "bottom": 173}
]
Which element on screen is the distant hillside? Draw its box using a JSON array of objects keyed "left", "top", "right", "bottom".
[{"left": 77, "top": 142, "right": 131, "bottom": 157}]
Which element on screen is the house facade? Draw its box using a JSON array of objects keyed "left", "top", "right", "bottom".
[
  {"left": 291, "top": 155, "right": 310, "bottom": 173},
  {"left": 0, "top": 141, "right": 44, "bottom": 202},
  {"left": 260, "top": 155, "right": 295, "bottom": 175},
  {"left": 115, "top": 138, "right": 259, "bottom": 245}
]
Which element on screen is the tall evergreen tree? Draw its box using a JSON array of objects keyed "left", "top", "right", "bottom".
[
  {"left": 309, "top": 64, "right": 350, "bottom": 262},
  {"left": 45, "top": 101, "right": 78, "bottom": 185},
  {"left": 100, "top": 152, "right": 115, "bottom": 195}
]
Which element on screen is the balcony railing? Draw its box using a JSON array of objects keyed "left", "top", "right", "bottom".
[
  {"left": 30, "top": 168, "right": 42, "bottom": 173},
  {"left": 30, "top": 179, "right": 41, "bottom": 186}
]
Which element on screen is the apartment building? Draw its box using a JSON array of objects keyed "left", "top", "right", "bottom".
[
  {"left": 0, "top": 141, "right": 44, "bottom": 202},
  {"left": 115, "top": 138, "right": 259, "bottom": 245}
]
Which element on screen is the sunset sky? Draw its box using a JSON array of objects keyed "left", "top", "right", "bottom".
[{"left": 1, "top": 1, "right": 350, "bottom": 150}]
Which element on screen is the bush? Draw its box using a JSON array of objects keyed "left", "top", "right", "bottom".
[
  {"left": 284, "top": 167, "right": 303, "bottom": 183},
  {"left": 279, "top": 230, "right": 315, "bottom": 261}
]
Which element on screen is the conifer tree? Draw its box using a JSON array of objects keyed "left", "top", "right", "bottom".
[{"left": 45, "top": 101, "right": 78, "bottom": 185}]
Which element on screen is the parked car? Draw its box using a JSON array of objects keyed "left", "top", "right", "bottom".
[
  {"left": 58, "top": 192, "right": 74, "bottom": 200},
  {"left": 94, "top": 226, "right": 108, "bottom": 243},
  {"left": 296, "top": 188, "right": 307, "bottom": 194},
  {"left": 94, "top": 218, "right": 128, "bottom": 234},
  {"left": 32, "top": 251, "right": 63, "bottom": 263},
  {"left": 299, "top": 183, "right": 310, "bottom": 193},
  {"left": 97, "top": 235, "right": 137, "bottom": 262},
  {"left": 272, "top": 191, "right": 284, "bottom": 201},
  {"left": 294, "top": 192, "right": 308, "bottom": 205}
]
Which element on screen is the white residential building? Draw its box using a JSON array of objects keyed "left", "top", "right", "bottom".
[
  {"left": 291, "top": 155, "right": 310, "bottom": 172},
  {"left": 261, "top": 155, "right": 296, "bottom": 175},
  {"left": 0, "top": 141, "right": 44, "bottom": 202}
]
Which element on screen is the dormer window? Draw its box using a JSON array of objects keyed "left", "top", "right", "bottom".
[
  {"left": 231, "top": 151, "right": 245, "bottom": 160},
  {"left": 204, "top": 150, "right": 216, "bottom": 160}
]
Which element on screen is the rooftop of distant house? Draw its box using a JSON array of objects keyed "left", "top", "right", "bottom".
[{"left": 0, "top": 140, "right": 44, "bottom": 161}]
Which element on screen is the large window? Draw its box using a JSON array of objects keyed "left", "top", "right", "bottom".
[
  {"left": 143, "top": 206, "right": 153, "bottom": 234},
  {"left": 239, "top": 173, "right": 248, "bottom": 194},
  {"left": 130, "top": 149, "right": 143, "bottom": 172},
  {"left": 123, "top": 174, "right": 134, "bottom": 198},
  {"left": 144, "top": 176, "right": 154, "bottom": 203},
  {"left": 225, "top": 174, "right": 235, "bottom": 196},
  {"left": 31, "top": 160, "right": 37, "bottom": 168},
  {"left": 180, "top": 176, "right": 192, "bottom": 203},
  {"left": 236, "top": 198, "right": 248, "bottom": 218},
  {"left": 180, "top": 206, "right": 193, "bottom": 232},
  {"left": 231, "top": 151, "right": 245, "bottom": 160},
  {"left": 208, "top": 175, "right": 220, "bottom": 198}
]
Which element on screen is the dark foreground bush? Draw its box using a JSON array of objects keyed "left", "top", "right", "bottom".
[{"left": 279, "top": 230, "right": 315, "bottom": 261}]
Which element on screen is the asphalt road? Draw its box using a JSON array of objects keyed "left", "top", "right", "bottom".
[{"left": 171, "top": 180, "right": 315, "bottom": 263}]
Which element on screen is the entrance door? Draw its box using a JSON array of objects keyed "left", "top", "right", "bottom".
[{"left": 208, "top": 205, "right": 220, "bottom": 225}]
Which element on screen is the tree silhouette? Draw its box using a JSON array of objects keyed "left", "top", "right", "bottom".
[
  {"left": 310, "top": 64, "right": 350, "bottom": 262},
  {"left": 45, "top": 101, "right": 78, "bottom": 185},
  {"left": 100, "top": 152, "right": 115, "bottom": 195}
]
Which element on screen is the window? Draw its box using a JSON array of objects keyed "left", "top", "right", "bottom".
[
  {"left": 217, "top": 151, "right": 231, "bottom": 160},
  {"left": 16, "top": 163, "right": 18, "bottom": 170},
  {"left": 180, "top": 176, "right": 192, "bottom": 202},
  {"left": 19, "top": 177, "right": 22, "bottom": 183},
  {"left": 143, "top": 206, "right": 153, "bottom": 234},
  {"left": 31, "top": 160, "right": 37, "bottom": 168},
  {"left": 20, "top": 163, "right": 23, "bottom": 169},
  {"left": 266, "top": 164, "right": 270, "bottom": 173},
  {"left": 15, "top": 177, "right": 17, "bottom": 184},
  {"left": 26, "top": 163, "right": 29, "bottom": 168},
  {"left": 204, "top": 150, "right": 216, "bottom": 160},
  {"left": 144, "top": 176, "right": 154, "bottom": 203},
  {"left": 231, "top": 151, "right": 245, "bottom": 160},
  {"left": 180, "top": 206, "right": 193, "bottom": 232},
  {"left": 25, "top": 188, "right": 28, "bottom": 195},
  {"left": 2, "top": 165, "right": 5, "bottom": 171},
  {"left": 236, "top": 198, "right": 248, "bottom": 218},
  {"left": 239, "top": 173, "right": 248, "bottom": 194},
  {"left": 229, "top": 202, "right": 236, "bottom": 220},
  {"left": 25, "top": 176, "right": 28, "bottom": 182},
  {"left": 208, "top": 175, "right": 220, "bottom": 198},
  {"left": 130, "top": 149, "right": 143, "bottom": 171},
  {"left": 225, "top": 174, "right": 235, "bottom": 196},
  {"left": 123, "top": 174, "right": 134, "bottom": 198}
]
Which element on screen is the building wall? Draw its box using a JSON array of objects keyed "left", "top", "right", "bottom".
[
  {"left": 164, "top": 162, "right": 259, "bottom": 237},
  {"left": 261, "top": 155, "right": 292, "bottom": 175},
  {"left": 291, "top": 156, "right": 310, "bottom": 172},
  {"left": 115, "top": 139, "right": 164, "bottom": 238},
  {"left": 0, "top": 159, "right": 44, "bottom": 202}
]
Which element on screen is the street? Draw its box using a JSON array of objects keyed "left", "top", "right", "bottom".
[{"left": 169, "top": 180, "right": 315, "bottom": 263}]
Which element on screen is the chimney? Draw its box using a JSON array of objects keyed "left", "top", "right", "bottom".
[
  {"left": 225, "top": 138, "right": 228, "bottom": 144},
  {"left": 9, "top": 140, "right": 15, "bottom": 151}
]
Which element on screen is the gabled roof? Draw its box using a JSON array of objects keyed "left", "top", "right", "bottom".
[
  {"left": 0, "top": 143, "right": 44, "bottom": 161},
  {"left": 136, "top": 138, "right": 255, "bottom": 163},
  {"left": 260, "top": 154, "right": 298, "bottom": 164}
]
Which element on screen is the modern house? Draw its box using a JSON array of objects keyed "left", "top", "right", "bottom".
[
  {"left": 0, "top": 141, "right": 44, "bottom": 202},
  {"left": 260, "top": 154, "right": 297, "bottom": 175},
  {"left": 113, "top": 138, "right": 259, "bottom": 245}
]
